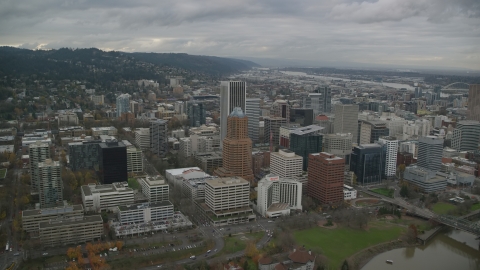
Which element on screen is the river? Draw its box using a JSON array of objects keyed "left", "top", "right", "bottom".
[
  {"left": 281, "top": 71, "right": 415, "bottom": 91},
  {"left": 362, "top": 230, "right": 480, "bottom": 270}
]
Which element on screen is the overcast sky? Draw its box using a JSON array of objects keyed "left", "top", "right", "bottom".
[{"left": 1, "top": 0, "right": 479, "bottom": 70}]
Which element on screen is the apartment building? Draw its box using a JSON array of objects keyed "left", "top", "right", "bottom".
[
  {"left": 257, "top": 175, "right": 302, "bottom": 218},
  {"left": 127, "top": 147, "right": 143, "bottom": 172},
  {"left": 134, "top": 128, "right": 150, "bottom": 150}
]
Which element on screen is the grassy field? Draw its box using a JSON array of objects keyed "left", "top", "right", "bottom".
[
  {"left": 371, "top": 188, "right": 394, "bottom": 198},
  {"left": 219, "top": 232, "right": 264, "bottom": 256},
  {"left": 470, "top": 203, "right": 480, "bottom": 212},
  {"left": 432, "top": 202, "right": 456, "bottom": 215},
  {"left": 294, "top": 221, "right": 405, "bottom": 269},
  {"left": 128, "top": 178, "right": 140, "bottom": 190},
  {"left": 0, "top": 168, "right": 6, "bottom": 179}
]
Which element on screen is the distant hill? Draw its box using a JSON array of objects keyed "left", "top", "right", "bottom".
[{"left": 0, "top": 47, "right": 259, "bottom": 82}]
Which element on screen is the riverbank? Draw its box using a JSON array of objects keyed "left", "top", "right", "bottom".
[{"left": 348, "top": 239, "right": 416, "bottom": 270}]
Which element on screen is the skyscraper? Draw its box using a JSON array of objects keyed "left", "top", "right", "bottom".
[
  {"left": 350, "top": 144, "right": 384, "bottom": 185},
  {"left": 307, "top": 152, "right": 344, "bottom": 204},
  {"left": 220, "top": 81, "right": 246, "bottom": 145},
  {"left": 270, "top": 100, "right": 290, "bottom": 120},
  {"left": 334, "top": 104, "right": 359, "bottom": 144},
  {"left": 417, "top": 136, "right": 444, "bottom": 172},
  {"left": 246, "top": 98, "right": 261, "bottom": 143},
  {"left": 270, "top": 149, "right": 303, "bottom": 179},
  {"left": 378, "top": 136, "right": 399, "bottom": 178},
  {"left": 99, "top": 140, "right": 128, "bottom": 184},
  {"left": 451, "top": 120, "right": 480, "bottom": 152},
  {"left": 303, "top": 86, "right": 331, "bottom": 115},
  {"left": 29, "top": 141, "right": 50, "bottom": 194},
  {"left": 68, "top": 141, "right": 101, "bottom": 171},
  {"left": 289, "top": 125, "right": 323, "bottom": 171},
  {"left": 150, "top": 119, "right": 168, "bottom": 157},
  {"left": 468, "top": 84, "right": 480, "bottom": 121},
  {"left": 214, "top": 107, "right": 254, "bottom": 182},
  {"left": 187, "top": 101, "right": 206, "bottom": 127},
  {"left": 38, "top": 159, "right": 62, "bottom": 208},
  {"left": 116, "top": 94, "right": 130, "bottom": 117},
  {"left": 358, "top": 120, "right": 389, "bottom": 145}
]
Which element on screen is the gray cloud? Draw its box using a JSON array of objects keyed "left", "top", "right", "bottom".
[{"left": 0, "top": 0, "right": 479, "bottom": 70}]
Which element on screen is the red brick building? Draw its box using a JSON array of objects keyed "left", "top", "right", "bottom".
[{"left": 307, "top": 152, "right": 344, "bottom": 204}]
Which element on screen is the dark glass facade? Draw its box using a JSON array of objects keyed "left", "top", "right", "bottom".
[
  {"left": 350, "top": 144, "right": 384, "bottom": 185},
  {"left": 187, "top": 102, "right": 206, "bottom": 127},
  {"left": 289, "top": 133, "right": 323, "bottom": 171},
  {"left": 290, "top": 108, "right": 314, "bottom": 126},
  {"left": 99, "top": 141, "right": 128, "bottom": 184},
  {"left": 68, "top": 141, "right": 101, "bottom": 171}
]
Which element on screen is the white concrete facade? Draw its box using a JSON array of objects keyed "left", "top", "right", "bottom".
[
  {"left": 257, "top": 175, "right": 303, "bottom": 218},
  {"left": 270, "top": 149, "right": 303, "bottom": 178}
]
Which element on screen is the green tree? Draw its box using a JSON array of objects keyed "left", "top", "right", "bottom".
[{"left": 400, "top": 185, "right": 409, "bottom": 198}]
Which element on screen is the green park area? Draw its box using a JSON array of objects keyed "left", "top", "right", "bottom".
[
  {"left": 128, "top": 178, "right": 140, "bottom": 190},
  {"left": 0, "top": 168, "right": 6, "bottom": 179},
  {"left": 220, "top": 232, "right": 264, "bottom": 256},
  {"left": 432, "top": 202, "right": 456, "bottom": 215},
  {"left": 294, "top": 221, "right": 405, "bottom": 269},
  {"left": 371, "top": 188, "right": 394, "bottom": 198}
]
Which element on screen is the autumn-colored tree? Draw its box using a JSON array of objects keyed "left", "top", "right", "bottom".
[
  {"left": 245, "top": 241, "right": 258, "bottom": 258},
  {"left": 67, "top": 248, "right": 77, "bottom": 259},
  {"left": 66, "top": 262, "right": 80, "bottom": 270},
  {"left": 115, "top": 241, "right": 124, "bottom": 250}
]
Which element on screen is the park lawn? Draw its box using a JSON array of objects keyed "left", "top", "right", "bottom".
[
  {"left": 371, "top": 188, "right": 394, "bottom": 198},
  {"left": 219, "top": 232, "right": 264, "bottom": 256},
  {"left": 470, "top": 203, "right": 480, "bottom": 212},
  {"left": 432, "top": 202, "right": 456, "bottom": 215},
  {"left": 128, "top": 178, "right": 140, "bottom": 190},
  {"left": 0, "top": 168, "right": 6, "bottom": 179},
  {"left": 294, "top": 222, "right": 405, "bottom": 270}
]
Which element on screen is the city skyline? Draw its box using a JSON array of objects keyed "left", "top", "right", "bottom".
[{"left": 0, "top": 0, "right": 479, "bottom": 71}]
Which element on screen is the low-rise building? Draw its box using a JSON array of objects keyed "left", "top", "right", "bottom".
[
  {"left": 195, "top": 152, "right": 223, "bottom": 174},
  {"left": 81, "top": 182, "right": 134, "bottom": 212},
  {"left": 91, "top": 126, "right": 118, "bottom": 136},
  {"left": 39, "top": 215, "right": 103, "bottom": 247},
  {"left": 343, "top": 184, "right": 357, "bottom": 200},
  {"left": 403, "top": 166, "right": 447, "bottom": 192},
  {"left": 22, "top": 205, "right": 84, "bottom": 235},
  {"left": 116, "top": 201, "right": 174, "bottom": 224}
]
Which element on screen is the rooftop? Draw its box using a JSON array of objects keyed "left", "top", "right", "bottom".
[
  {"left": 39, "top": 215, "right": 102, "bottom": 229},
  {"left": 291, "top": 125, "right": 324, "bottom": 136},
  {"left": 23, "top": 204, "right": 83, "bottom": 217},
  {"left": 118, "top": 201, "right": 173, "bottom": 211},
  {"left": 206, "top": 177, "right": 249, "bottom": 188}
]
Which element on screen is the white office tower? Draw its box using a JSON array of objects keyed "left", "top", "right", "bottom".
[
  {"left": 417, "top": 136, "right": 444, "bottom": 172},
  {"left": 38, "top": 159, "right": 63, "bottom": 208},
  {"left": 303, "top": 86, "right": 331, "bottom": 115},
  {"left": 451, "top": 120, "right": 480, "bottom": 152},
  {"left": 323, "top": 133, "right": 353, "bottom": 165},
  {"left": 378, "top": 137, "right": 399, "bottom": 178},
  {"left": 139, "top": 176, "right": 169, "bottom": 203},
  {"left": 29, "top": 141, "right": 51, "bottom": 194},
  {"left": 257, "top": 174, "right": 302, "bottom": 218},
  {"left": 270, "top": 149, "right": 303, "bottom": 178},
  {"left": 334, "top": 104, "right": 359, "bottom": 143},
  {"left": 116, "top": 93, "right": 130, "bottom": 117},
  {"left": 246, "top": 98, "right": 261, "bottom": 143},
  {"left": 134, "top": 128, "right": 150, "bottom": 150},
  {"left": 220, "top": 81, "right": 246, "bottom": 146},
  {"left": 127, "top": 147, "right": 143, "bottom": 172}
]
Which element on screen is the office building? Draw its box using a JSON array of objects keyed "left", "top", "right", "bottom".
[
  {"left": 417, "top": 136, "right": 444, "bottom": 172},
  {"left": 323, "top": 133, "right": 353, "bottom": 166},
  {"left": 58, "top": 112, "right": 79, "bottom": 126},
  {"left": 270, "top": 149, "right": 303, "bottom": 179},
  {"left": 358, "top": 120, "right": 390, "bottom": 145},
  {"left": 279, "top": 124, "right": 302, "bottom": 148},
  {"left": 195, "top": 152, "right": 223, "bottom": 175},
  {"left": 270, "top": 100, "right": 290, "bottom": 120},
  {"left": 220, "top": 81, "right": 246, "bottom": 144},
  {"left": 452, "top": 120, "right": 480, "bottom": 152},
  {"left": 468, "top": 84, "right": 480, "bottom": 121},
  {"left": 91, "top": 126, "right": 118, "bottom": 136},
  {"left": 116, "top": 93, "right": 130, "bottom": 117},
  {"left": 139, "top": 176, "right": 169, "bottom": 203},
  {"left": 257, "top": 175, "right": 302, "bottom": 218},
  {"left": 403, "top": 166, "right": 447, "bottom": 192},
  {"left": 334, "top": 104, "right": 359, "bottom": 143},
  {"left": 303, "top": 86, "right": 331, "bottom": 115},
  {"left": 187, "top": 101, "right": 206, "bottom": 127},
  {"left": 99, "top": 140, "right": 127, "bottom": 184},
  {"left": 350, "top": 144, "right": 384, "bottom": 185},
  {"left": 127, "top": 147, "right": 143, "bottom": 172},
  {"left": 129, "top": 100, "right": 140, "bottom": 116},
  {"left": 116, "top": 202, "right": 174, "bottom": 225},
  {"left": 39, "top": 215, "right": 103, "bottom": 247},
  {"left": 214, "top": 108, "right": 254, "bottom": 181},
  {"left": 38, "top": 159, "right": 63, "bottom": 208},
  {"left": 22, "top": 205, "right": 84, "bottom": 234},
  {"left": 134, "top": 128, "right": 150, "bottom": 150},
  {"left": 263, "top": 117, "right": 287, "bottom": 146},
  {"left": 307, "top": 152, "right": 344, "bottom": 204},
  {"left": 68, "top": 141, "right": 101, "bottom": 171},
  {"left": 246, "top": 98, "right": 261, "bottom": 143},
  {"left": 202, "top": 177, "right": 254, "bottom": 226},
  {"left": 378, "top": 137, "right": 399, "bottom": 178},
  {"left": 150, "top": 119, "right": 168, "bottom": 157},
  {"left": 29, "top": 141, "right": 50, "bottom": 194},
  {"left": 290, "top": 108, "right": 314, "bottom": 126},
  {"left": 343, "top": 185, "right": 357, "bottom": 200},
  {"left": 289, "top": 125, "right": 324, "bottom": 171},
  {"left": 81, "top": 182, "right": 134, "bottom": 212}
]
